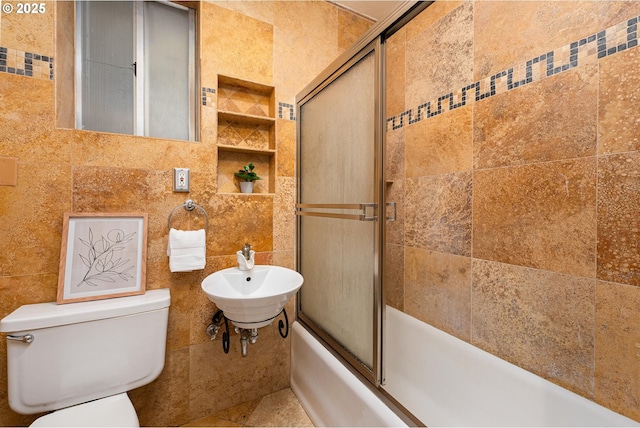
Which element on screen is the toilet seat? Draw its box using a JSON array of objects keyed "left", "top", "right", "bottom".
[{"left": 30, "top": 393, "right": 139, "bottom": 427}]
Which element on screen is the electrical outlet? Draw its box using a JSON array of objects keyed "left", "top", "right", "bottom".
[{"left": 173, "top": 168, "right": 190, "bottom": 192}]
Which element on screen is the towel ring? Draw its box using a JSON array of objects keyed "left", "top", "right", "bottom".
[{"left": 168, "top": 199, "right": 209, "bottom": 231}]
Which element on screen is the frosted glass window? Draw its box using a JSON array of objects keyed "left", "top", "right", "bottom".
[{"left": 76, "top": 1, "right": 196, "bottom": 141}]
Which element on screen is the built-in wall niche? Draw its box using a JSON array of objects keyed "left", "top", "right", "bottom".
[{"left": 216, "top": 75, "right": 276, "bottom": 194}]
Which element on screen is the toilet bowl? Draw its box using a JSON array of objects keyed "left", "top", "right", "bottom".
[{"left": 0, "top": 289, "right": 170, "bottom": 427}]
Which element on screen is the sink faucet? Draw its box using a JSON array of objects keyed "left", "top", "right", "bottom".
[
  {"left": 241, "top": 243, "right": 252, "bottom": 261},
  {"left": 237, "top": 243, "right": 255, "bottom": 271}
]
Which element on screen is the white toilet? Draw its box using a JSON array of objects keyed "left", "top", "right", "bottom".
[{"left": 0, "top": 288, "right": 170, "bottom": 427}]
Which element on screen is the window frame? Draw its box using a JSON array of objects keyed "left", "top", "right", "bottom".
[{"left": 74, "top": 0, "right": 198, "bottom": 141}]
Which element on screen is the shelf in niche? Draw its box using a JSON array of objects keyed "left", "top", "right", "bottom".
[
  {"left": 216, "top": 74, "right": 277, "bottom": 195},
  {"left": 218, "top": 110, "right": 275, "bottom": 127},
  {"left": 217, "top": 144, "right": 275, "bottom": 156}
]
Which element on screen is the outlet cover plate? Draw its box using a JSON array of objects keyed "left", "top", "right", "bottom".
[{"left": 173, "top": 168, "right": 190, "bottom": 192}]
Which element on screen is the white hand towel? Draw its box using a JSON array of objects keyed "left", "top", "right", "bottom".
[{"left": 167, "top": 228, "right": 206, "bottom": 272}]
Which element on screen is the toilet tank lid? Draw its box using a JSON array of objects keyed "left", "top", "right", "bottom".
[{"left": 0, "top": 288, "right": 170, "bottom": 333}]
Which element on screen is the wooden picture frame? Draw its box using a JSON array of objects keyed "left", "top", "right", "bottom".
[{"left": 57, "top": 213, "right": 147, "bottom": 304}]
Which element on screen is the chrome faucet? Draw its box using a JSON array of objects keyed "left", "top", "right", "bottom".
[{"left": 241, "top": 243, "right": 252, "bottom": 261}]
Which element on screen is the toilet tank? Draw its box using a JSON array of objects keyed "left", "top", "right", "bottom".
[{"left": 0, "top": 288, "right": 170, "bottom": 415}]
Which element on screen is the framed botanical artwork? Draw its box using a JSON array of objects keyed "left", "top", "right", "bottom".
[{"left": 57, "top": 213, "right": 148, "bottom": 304}]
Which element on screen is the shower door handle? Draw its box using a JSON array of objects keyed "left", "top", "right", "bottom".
[
  {"left": 296, "top": 203, "right": 378, "bottom": 221},
  {"left": 386, "top": 202, "right": 396, "bottom": 221}
]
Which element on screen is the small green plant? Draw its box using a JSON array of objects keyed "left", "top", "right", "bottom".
[{"left": 234, "top": 163, "right": 262, "bottom": 182}]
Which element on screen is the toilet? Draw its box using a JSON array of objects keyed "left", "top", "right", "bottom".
[{"left": 0, "top": 288, "right": 170, "bottom": 427}]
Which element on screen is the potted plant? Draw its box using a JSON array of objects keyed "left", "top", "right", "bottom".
[{"left": 234, "top": 163, "right": 262, "bottom": 193}]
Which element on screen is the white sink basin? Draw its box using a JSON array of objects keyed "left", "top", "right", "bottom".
[{"left": 201, "top": 265, "right": 303, "bottom": 328}]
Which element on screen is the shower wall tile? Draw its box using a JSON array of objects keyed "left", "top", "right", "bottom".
[
  {"left": 595, "top": 280, "right": 640, "bottom": 421},
  {"left": 405, "top": 172, "right": 472, "bottom": 257},
  {"left": 472, "top": 259, "right": 595, "bottom": 397},
  {"left": 386, "top": 127, "right": 405, "bottom": 246},
  {"left": 337, "top": 8, "right": 374, "bottom": 50},
  {"left": 598, "top": 1, "right": 640, "bottom": 29},
  {"left": 273, "top": 1, "right": 338, "bottom": 47},
  {"left": 405, "top": 247, "right": 471, "bottom": 341},
  {"left": 473, "top": 158, "right": 597, "bottom": 278},
  {"left": 384, "top": 243, "right": 404, "bottom": 311},
  {"left": 473, "top": 63, "right": 597, "bottom": 170},
  {"left": 598, "top": 48, "right": 640, "bottom": 155},
  {"left": 385, "top": 27, "right": 405, "bottom": 117},
  {"left": 473, "top": 1, "right": 598, "bottom": 80},
  {"left": 406, "top": 104, "right": 472, "bottom": 176},
  {"left": 405, "top": 1, "right": 473, "bottom": 109},
  {"left": 405, "top": 0, "right": 464, "bottom": 42},
  {"left": 597, "top": 152, "right": 640, "bottom": 286}
]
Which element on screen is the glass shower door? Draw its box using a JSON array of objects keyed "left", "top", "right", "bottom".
[{"left": 296, "top": 41, "right": 382, "bottom": 383}]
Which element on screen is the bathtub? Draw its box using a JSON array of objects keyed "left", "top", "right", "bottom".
[{"left": 291, "top": 306, "right": 639, "bottom": 427}]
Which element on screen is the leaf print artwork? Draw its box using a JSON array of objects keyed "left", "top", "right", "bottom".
[{"left": 76, "top": 227, "right": 137, "bottom": 287}]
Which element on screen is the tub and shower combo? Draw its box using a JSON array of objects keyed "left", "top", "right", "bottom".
[{"left": 291, "top": 2, "right": 639, "bottom": 426}]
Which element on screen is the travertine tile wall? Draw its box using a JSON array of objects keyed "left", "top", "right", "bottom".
[
  {"left": 0, "top": 1, "right": 372, "bottom": 426},
  {"left": 385, "top": 0, "right": 640, "bottom": 422}
]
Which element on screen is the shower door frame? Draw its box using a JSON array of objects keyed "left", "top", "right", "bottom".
[
  {"left": 294, "top": 0, "right": 432, "bottom": 392},
  {"left": 295, "top": 38, "right": 385, "bottom": 386}
]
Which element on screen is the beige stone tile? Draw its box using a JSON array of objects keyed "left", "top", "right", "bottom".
[
  {"left": 405, "top": 2, "right": 473, "bottom": 108},
  {"left": 276, "top": 119, "right": 295, "bottom": 178},
  {"left": 70, "top": 130, "right": 192, "bottom": 170},
  {"left": 598, "top": 48, "right": 640, "bottom": 155},
  {"left": 405, "top": 247, "right": 471, "bottom": 340},
  {"left": 597, "top": 152, "right": 640, "bottom": 286},
  {"left": 598, "top": 1, "right": 640, "bottom": 29},
  {"left": 130, "top": 347, "right": 191, "bottom": 427},
  {"left": 209, "top": 1, "right": 275, "bottom": 26},
  {"left": 405, "top": 172, "right": 472, "bottom": 257},
  {"left": 246, "top": 388, "right": 314, "bottom": 427},
  {"left": 0, "top": 163, "right": 70, "bottom": 276},
  {"left": 337, "top": 8, "right": 373, "bottom": 51},
  {"left": 406, "top": 104, "right": 472, "bottom": 176},
  {"left": 405, "top": 1, "right": 464, "bottom": 42},
  {"left": 273, "top": 1, "right": 337, "bottom": 47},
  {"left": 473, "top": 1, "right": 598, "bottom": 79},
  {"left": 473, "top": 158, "right": 597, "bottom": 278},
  {"left": 201, "top": 3, "right": 273, "bottom": 86},
  {"left": 188, "top": 326, "right": 290, "bottom": 421},
  {"left": 0, "top": 75, "right": 58, "bottom": 162},
  {"left": 385, "top": 179, "right": 404, "bottom": 247},
  {"left": 385, "top": 27, "right": 405, "bottom": 117},
  {"left": 2, "top": 1, "right": 54, "bottom": 56},
  {"left": 273, "top": 177, "right": 295, "bottom": 251},
  {"left": 273, "top": 25, "right": 340, "bottom": 103},
  {"left": 203, "top": 193, "right": 273, "bottom": 256},
  {"left": 473, "top": 64, "right": 597, "bottom": 170},
  {"left": 472, "top": 259, "right": 595, "bottom": 398},
  {"left": 384, "top": 243, "right": 404, "bottom": 312},
  {"left": 595, "top": 280, "right": 640, "bottom": 422}
]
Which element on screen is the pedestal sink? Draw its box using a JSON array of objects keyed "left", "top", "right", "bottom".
[{"left": 201, "top": 265, "right": 303, "bottom": 329}]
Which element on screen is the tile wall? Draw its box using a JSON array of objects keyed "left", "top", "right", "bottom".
[
  {"left": 0, "top": 1, "right": 372, "bottom": 426},
  {"left": 385, "top": 0, "right": 640, "bottom": 422}
]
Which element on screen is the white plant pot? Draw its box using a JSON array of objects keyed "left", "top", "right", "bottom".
[{"left": 239, "top": 181, "right": 255, "bottom": 193}]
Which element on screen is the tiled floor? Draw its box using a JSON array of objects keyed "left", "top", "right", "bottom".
[{"left": 183, "top": 388, "right": 314, "bottom": 427}]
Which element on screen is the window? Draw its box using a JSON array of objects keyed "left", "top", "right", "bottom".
[{"left": 76, "top": 1, "right": 197, "bottom": 141}]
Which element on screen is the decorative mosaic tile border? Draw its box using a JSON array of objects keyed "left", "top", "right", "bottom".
[
  {"left": 387, "top": 14, "right": 640, "bottom": 131},
  {"left": 278, "top": 102, "right": 296, "bottom": 121},
  {"left": 201, "top": 87, "right": 216, "bottom": 106},
  {"left": 0, "top": 47, "right": 54, "bottom": 80}
]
